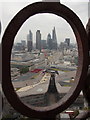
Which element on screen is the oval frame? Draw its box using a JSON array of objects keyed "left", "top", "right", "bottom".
[{"left": 2, "top": 2, "right": 88, "bottom": 119}]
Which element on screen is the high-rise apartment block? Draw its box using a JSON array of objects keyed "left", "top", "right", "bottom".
[
  {"left": 52, "top": 27, "right": 57, "bottom": 49},
  {"left": 27, "top": 30, "right": 33, "bottom": 52},
  {"left": 36, "top": 30, "right": 41, "bottom": 51},
  {"left": 47, "top": 33, "right": 52, "bottom": 50},
  {"left": 65, "top": 38, "right": 70, "bottom": 47}
]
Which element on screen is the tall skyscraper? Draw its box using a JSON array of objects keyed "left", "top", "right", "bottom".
[
  {"left": 36, "top": 30, "right": 41, "bottom": 51},
  {"left": 65, "top": 38, "right": 70, "bottom": 47},
  {"left": 47, "top": 33, "right": 52, "bottom": 50},
  {"left": 27, "top": 30, "right": 33, "bottom": 52},
  {"left": 41, "top": 40, "right": 47, "bottom": 49},
  {"left": 52, "top": 27, "right": 57, "bottom": 49}
]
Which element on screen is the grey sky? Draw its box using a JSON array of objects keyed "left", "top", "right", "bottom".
[{"left": 1, "top": 0, "right": 89, "bottom": 44}]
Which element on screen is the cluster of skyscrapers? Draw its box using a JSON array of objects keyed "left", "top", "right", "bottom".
[
  {"left": 27, "top": 27, "right": 57, "bottom": 52},
  {"left": 14, "top": 27, "right": 71, "bottom": 52}
]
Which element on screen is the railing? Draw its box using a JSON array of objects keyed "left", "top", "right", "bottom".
[{"left": 2, "top": 2, "right": 90, "bottom": 120}]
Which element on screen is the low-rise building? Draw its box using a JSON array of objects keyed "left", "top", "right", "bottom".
[{"left": 11, "top": 68, "right": 20, "bottom": 80}]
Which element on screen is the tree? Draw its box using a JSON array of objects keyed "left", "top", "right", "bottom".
[{"left": 20, "top": 67, "right": 29, "bottom": 74}]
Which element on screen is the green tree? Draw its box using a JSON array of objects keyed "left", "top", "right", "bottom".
[{"left": 20, "top": 67, "right": 29, "bottom": 74}]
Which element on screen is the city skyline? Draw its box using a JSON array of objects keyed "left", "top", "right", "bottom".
[
  {"left": 13, "top": 27, "right": 72, "bottom": 52},
  {"left": 15, "top": 27, "right": 72, "bottom": 49},
  {"left": 14, "top": 27, "right": 75, "bottom": 46},
  {"left": 1, "top": 1, "right": 89, "bottom": 44}
]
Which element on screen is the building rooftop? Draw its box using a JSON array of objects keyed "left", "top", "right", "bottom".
[{"left": 17, "top": 82, "right": 70, "bottom": 98}]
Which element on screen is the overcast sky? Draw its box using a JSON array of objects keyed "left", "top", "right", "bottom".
[{"left": 0, "top": 0, "right": 89, "bottom": 44}]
